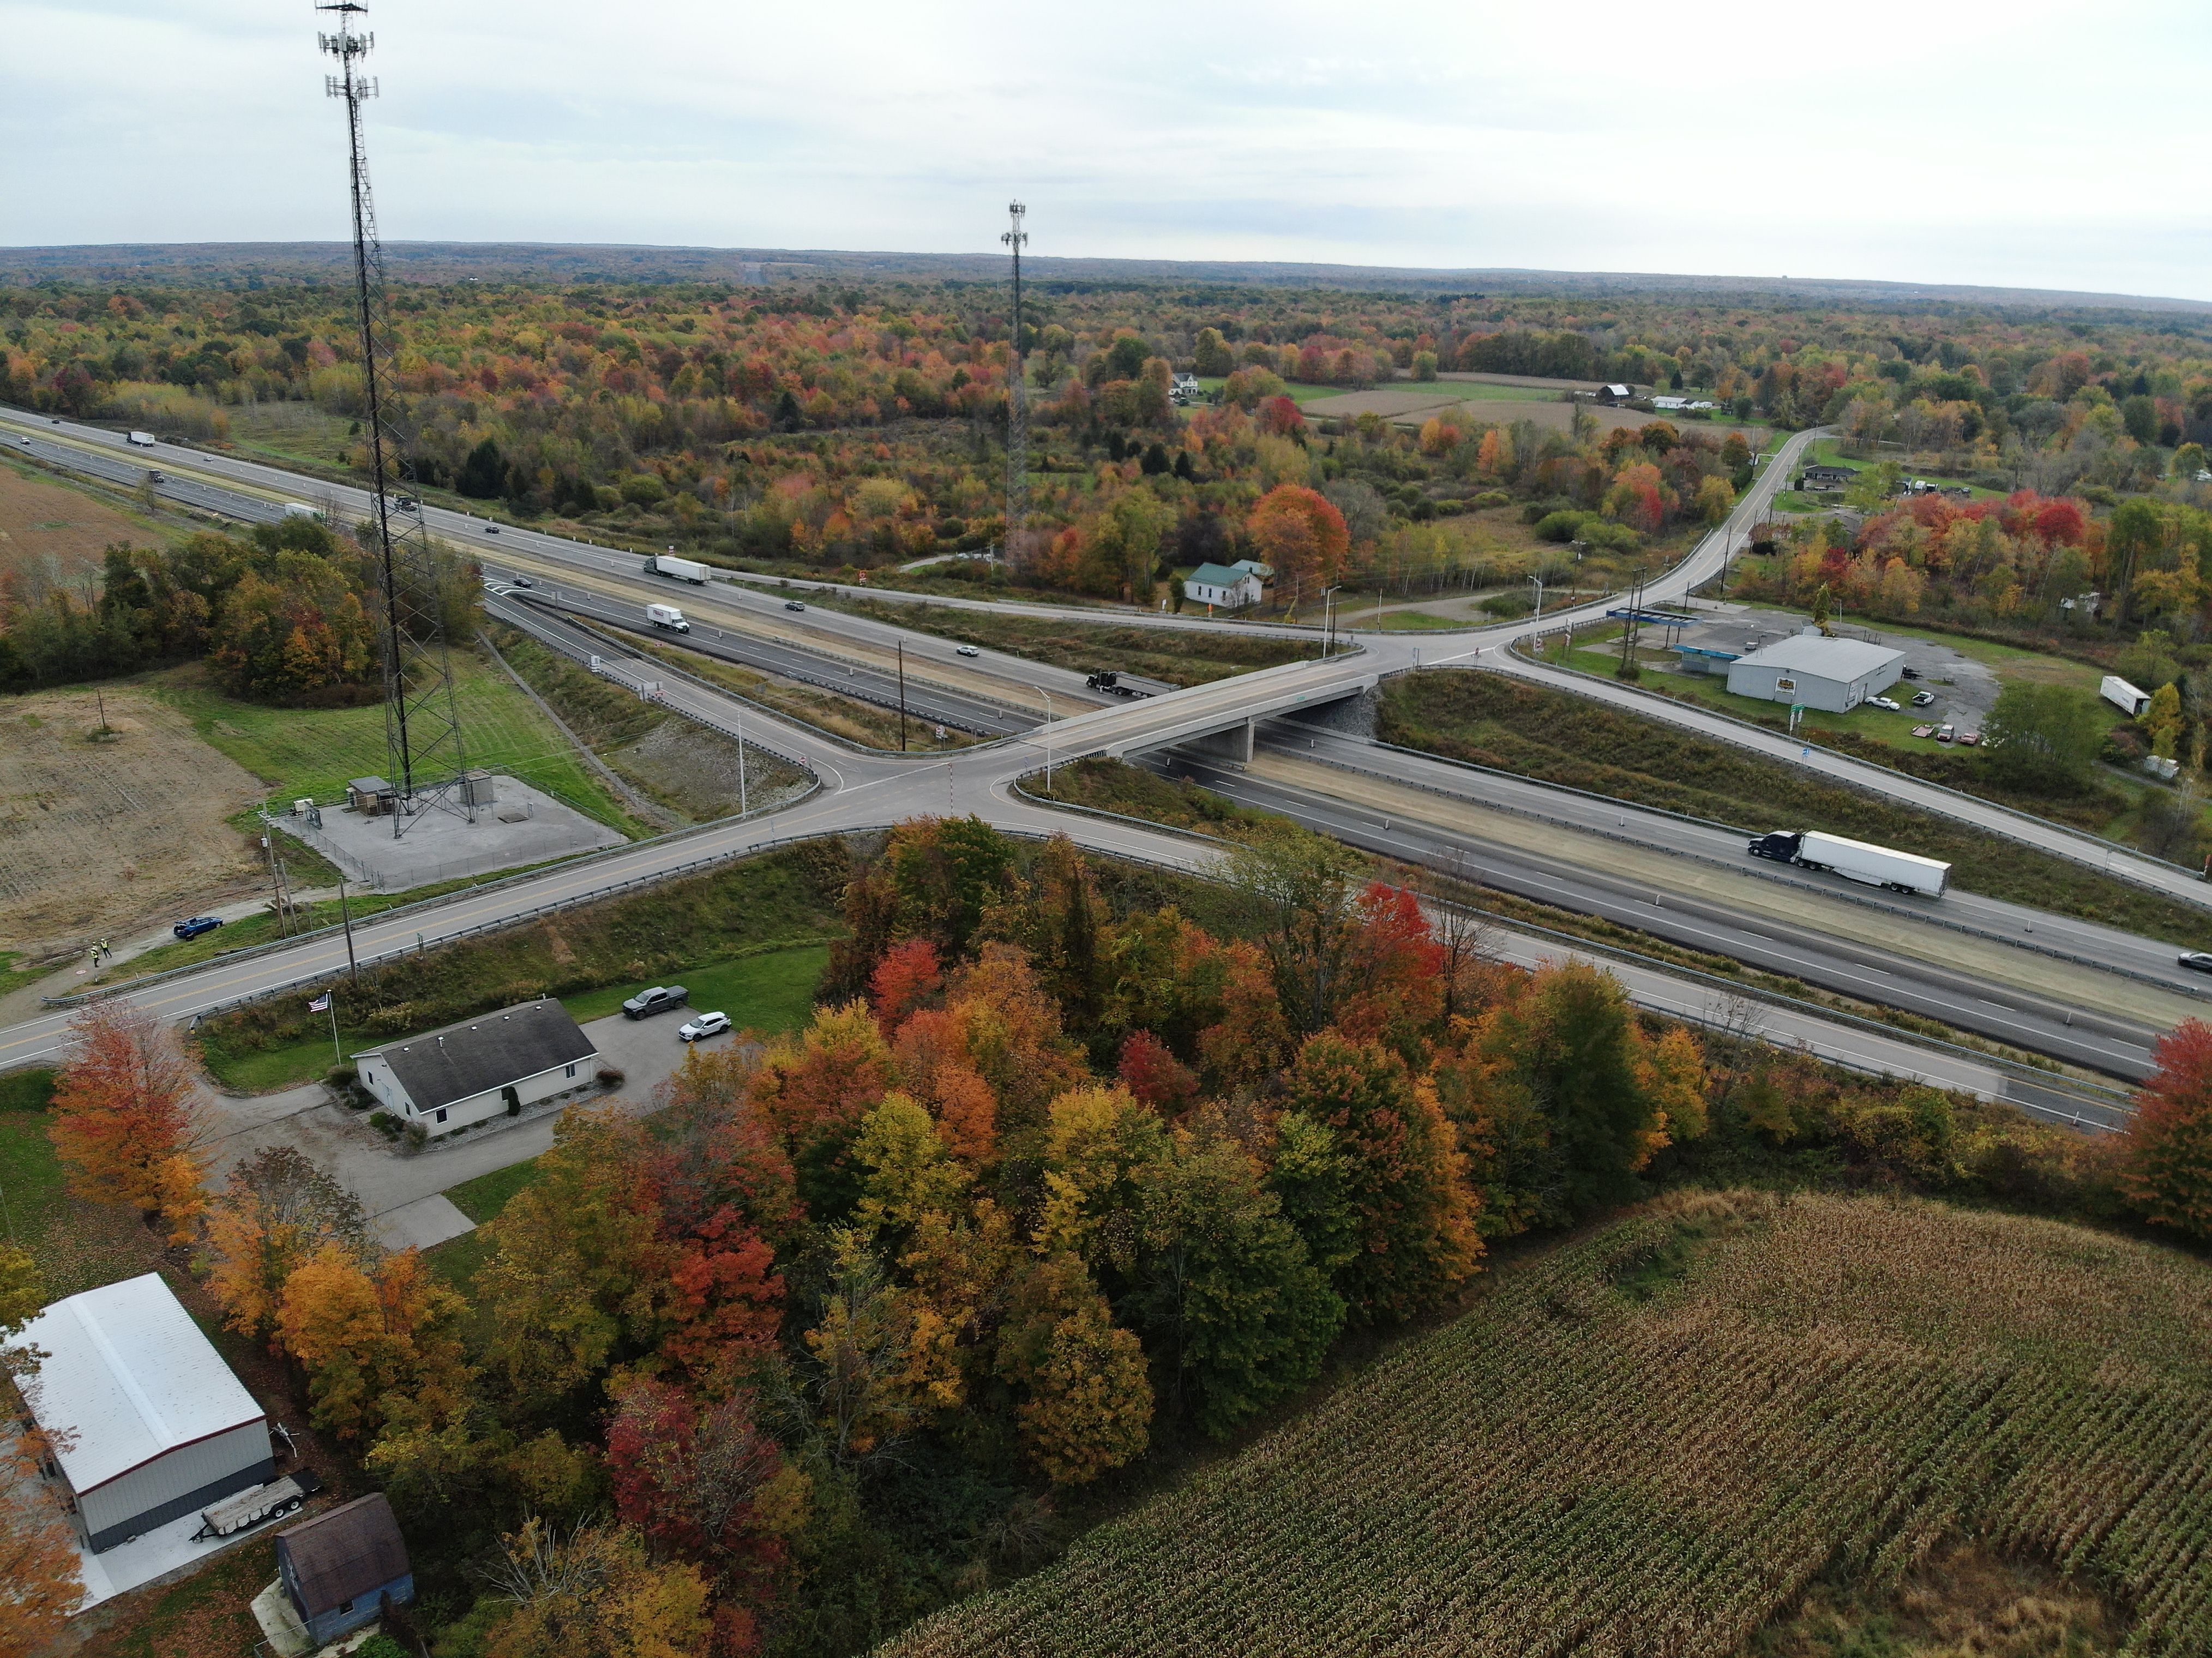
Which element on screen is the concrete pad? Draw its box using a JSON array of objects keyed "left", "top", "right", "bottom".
[
  {"left": 64, "top": 1496, "right": 271, "bottom": 1611},
  {"left": 274, "top": 774, "right": 626, "bottom": 893},
  {"left": 372, "top": 1193, "right": 476, "bottom": 1251},
  {"left": 253, "top": 1579, "right": 313, "bottom": 1657}
]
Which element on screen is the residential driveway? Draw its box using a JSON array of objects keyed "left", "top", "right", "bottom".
[{"left": 197, "top": 1005, "right": 720, "bottom": 1248}]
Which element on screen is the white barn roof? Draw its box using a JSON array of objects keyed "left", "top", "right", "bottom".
[
  {"left": 1729, "top": 635, "right": 1903, "bottom": 681},
  {"left": 10, "top": 1273, "right": 264, "bottom": 1494}
]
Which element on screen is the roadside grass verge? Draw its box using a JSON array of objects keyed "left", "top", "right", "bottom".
[
  {"left": 193, "top": 844, "right": 850, "bottom": 1091},
  {"left": 815, "top": 596, "right": 1319, "bottom": 687},
  {"left": 622, "top": 632, "right": 985, "bottom": 749},
  {"left": 143, "top": 652, "right": 656, "bottom": 836},
  {"left": 1383, "top": 671, "right": 2212, "bottom": 947}
]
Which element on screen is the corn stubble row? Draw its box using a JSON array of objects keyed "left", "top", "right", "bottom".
[{"left": 881, "top": 1194, "right": 2212, "bottom": 1657}]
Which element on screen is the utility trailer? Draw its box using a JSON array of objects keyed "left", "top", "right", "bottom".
[
  {"left": 1747, "top": 829, "right": 1950, "bottom": 897},
  {"left": 192, "top": 1469, "right": 323, "bottom": 1541}
]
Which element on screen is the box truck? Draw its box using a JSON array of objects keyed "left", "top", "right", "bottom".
[
  {"left": 127, "top": 430, "right": 156, "bottom": 448},
  {"left": 643, "top": 554, "right": 709, "bottom": 584},
  {"left": 2101, "top": 675, "right": 2151, "bottom": 718},
  {"left": 282, "top": 502, "right": 318, "bottom": 520},
  {"left": 1746, "top": 829, "right": 1950, "bottom": 897},
  {"left": 646, "top": 603, "right": 690, "bottom": 633}
]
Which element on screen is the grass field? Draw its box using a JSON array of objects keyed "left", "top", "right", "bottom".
[
  {"left": 0, "top": 1070, "right": 167, "bottom": 1301},
  {"left": 145, "top": 651, "right": 653, "bottom": 835},
  {"left": 1381, "top": 671, "right": 2212, "bottom": 948},
  {"left": 883, "top": 1193, "right": 2209, "bottom": 1657}
]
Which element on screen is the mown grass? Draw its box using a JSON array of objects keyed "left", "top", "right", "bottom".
[
  {"left": 143, "top": 652, "right": 654, "bottom": 834},
  {"left": 819, "top": 597, "right": 1318, "bottom": 687},
  {"left": 880, "top": 1196, "right": 2205, "bottom": 1658},
  {"left": 0, "top": 1070, "right": 169, "bottom": 1300},
  {"left": 623, "top": 632, "right": 983, "bottom": 750},
  {"left": 1382, "top": 671, "right": 2212, "bottom": 947},
  {"left": 195, "top": 844, "right": 849, "bottom": 1090},
  {"left": 563, "top": 940, "right": 830, "bottom": 1027}
]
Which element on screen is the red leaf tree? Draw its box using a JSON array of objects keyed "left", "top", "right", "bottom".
[{"left": 2121, "top": 1018, "right": 2212, "bottom": 1240}]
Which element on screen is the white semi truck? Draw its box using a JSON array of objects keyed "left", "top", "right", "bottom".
[
  {"left": 646, "top": 603, "right": 690, "bottom": 633},
  {"left": 1746, "top": 828, "right": 1950, "bottom": 897},
  {"left": 127, "top": 430, "right": 156, "bottom": 448},
  {"left": 643, "top": 554, "right": 710, "bottom": 584}
]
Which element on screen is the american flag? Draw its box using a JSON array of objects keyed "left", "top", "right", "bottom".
[{"left": 308, "top": 993, "right": 331, "bottom": 1013}]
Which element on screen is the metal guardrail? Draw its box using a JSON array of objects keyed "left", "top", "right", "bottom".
[{"left": 1307, "top": 739, "right": 2212, "bottom": 1005}]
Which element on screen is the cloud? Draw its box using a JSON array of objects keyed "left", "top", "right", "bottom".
[{"left": 3, "top": 0, "right": 2209, "bottom": 299}]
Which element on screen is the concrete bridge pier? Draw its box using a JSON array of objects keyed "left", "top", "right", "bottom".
[{"left": 1176, "top": 717, "right": 1255, "bottom": 765}]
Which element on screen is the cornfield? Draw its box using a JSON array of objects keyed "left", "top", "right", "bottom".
[{"left": 879, "top": 1193, "right": 2212, "bottom": 1656}]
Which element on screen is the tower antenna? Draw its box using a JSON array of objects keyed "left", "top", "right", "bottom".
[
  {"left": 318, "top": 2, "right": 469, "bottom": 836},
  {"left": 1001, "top": 201, "right": 1029, "bottom": 567}
]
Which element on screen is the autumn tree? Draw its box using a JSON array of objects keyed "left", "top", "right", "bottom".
[
  {"left": 606, "top": 1376, "right": 806, "bottom": 1602},
  {"left": 1246, "top": 484, "right": 1349, "bottom": 606},
  {"left": 477, "top": 1519, "right": 712, "bottom": 1658},
  {"left": 1223, "top": 826, "right": 1364, "bottom": 1035},
  {"left": 1279, "top": 1031, "right": 1480, "bottom": 1323},
  {"left": 0, "top": 1436, "right": 79, "bottom": 1658},
  {"left": 48, "top": 1000, "right": 209, "bottom": 1238},
  {"left": 2121, "top": 1018, "right": 2212, "bottom": 1240},
  {"left": 278, "top": 1244, "right": 472, "bottom": 1442},
  {"left": 996, "top": 1253, "right": 1153, "bottom": 1486},
  {"left": 204, "top": 1145, "right": 371, "bottom": 1343}
]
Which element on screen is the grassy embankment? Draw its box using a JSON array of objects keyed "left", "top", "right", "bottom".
[
  {"left": 1384, "top": 672, "right": 2212, "bottom": 946},
  {"left": 1536, "top": 604, "right": 2192, "bottom": 849},
  {"left": 191, "top": 842, "right": 850, "bottom": 1092},
  {"left": 882, "top": 1194, "right": 2199, "bottom": 1657},
  {"left": 0, "top": 1069, "right": 174, "bottom": 1302},
  {"left": 483, "top": 623, "right": 821, "bottom": 805},
  {"left": 617, "top": 630, "right": 986, "bottom": 749},
  {"left": 812, "top": 597, "right": 1319, "bottom": 687}
]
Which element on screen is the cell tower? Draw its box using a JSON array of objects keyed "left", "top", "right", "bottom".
[
  {"left": 318, "top": 2, "right": 469, "bottom": 836},
  {"left": 1001, "top": 201, "right": 1029, "bottom": 560}
]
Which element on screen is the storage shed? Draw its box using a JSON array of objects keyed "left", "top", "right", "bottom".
[
  {"left": 10, "top": 1273, "right": 273, "bottom": 1552},
  {"left": 1725, "top": 632, "right": 1904, "bottom": 712},
  {"left": 346, "top": 776, "right": 395, "bottom": 815},
  {"left": 356, "top": 996, "right": 599, "bottom": 1136},
  {"left": 276, "top": 1492, "right": 413, "bottom": 1647}
]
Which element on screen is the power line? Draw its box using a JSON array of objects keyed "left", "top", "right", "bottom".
[{"left": 317, "top": 2, "right": 471, "bottom": 838}]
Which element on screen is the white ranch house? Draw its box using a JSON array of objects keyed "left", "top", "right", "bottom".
[{"left": 357, "top": 997, "right": 599, "bottom": 1135}]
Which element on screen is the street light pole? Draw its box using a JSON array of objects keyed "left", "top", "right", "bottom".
[
  {"left": 1321, "top": 585, "right": 1341, "bottom": 657},
  {"left": 337, "top": 878, "right": 359, "bottom": 984},
  {"left": 897, "top": 640, "right": 908, "bottom": 753}
]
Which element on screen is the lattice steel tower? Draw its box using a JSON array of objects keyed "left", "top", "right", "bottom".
[
  {"left": 318, "top": 2, "right": 468, "bottom": 835},
  {"left": 1001, "top": 201, "right": 1029, "bottom": 558}
]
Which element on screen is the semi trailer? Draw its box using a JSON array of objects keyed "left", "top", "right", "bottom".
[
  {"left": 644, "top": 554, "right": 710, "bottom": 584},
  {"left": 1746, "top": 828, "right": 1950, "bottom": 897}
]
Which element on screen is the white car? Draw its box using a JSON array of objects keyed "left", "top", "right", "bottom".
[
  {"left": 956, "top": 644, "right": 981, "bottom": 658},
  {"left": 678, "top": 1011, "right": 730, "bottom": 1042},
  {"left": 1867, "top": 696, "right": 1901, "bottom": 712}
]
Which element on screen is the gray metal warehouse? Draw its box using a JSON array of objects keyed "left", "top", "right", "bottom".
[
  {"left": 12, "top": 1273, "right": 274, "bottom": 1552},
  {"left": 1724, "top": 633, "right": 1904, "bottom": 713}
]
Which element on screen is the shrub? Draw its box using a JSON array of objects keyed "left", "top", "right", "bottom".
[
  {"left": 326, "top": 1063, "right": 358, "bottom": 1088},
  {"left": 368, "top": 1111, "right": 400, "bottom": 1138},
  {"left": 598, "top": 1066, "right": 627, "bottom": 1090}
]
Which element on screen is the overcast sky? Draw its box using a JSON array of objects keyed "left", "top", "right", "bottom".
[{"left": 5, "top": 0, "right": 2209, "bottom": 301}]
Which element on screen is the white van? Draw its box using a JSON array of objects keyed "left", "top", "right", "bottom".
[{"left": 646, "top": 603, "right": 689, "bottom": 633}]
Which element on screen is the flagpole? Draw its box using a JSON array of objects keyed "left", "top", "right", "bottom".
[{"left": 327, "top": 993, "right": 340, "bottom": 1065}]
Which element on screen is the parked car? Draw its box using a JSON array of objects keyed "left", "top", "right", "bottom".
[
  {"left": 1912, "top": 690, "right": 1936, "bottom": 707},
  {"left": 678, "top": 1011, "right": 731, "bottom": 1042},
  {"left": 1900, "top": 666, "right": 1921, "bottom": 680},
  {"left": 1936, "top": 724, "right": 1956, "bottom": 743},
  {"left": 509, "top": 575, "right": 533, "bottom": 587},
  {"left": 173, "top": 916, "right": 224, "bottom": 940},
  {"left": 956, "top": 644, "right": 980, "bottom": 657},
  {"left": 1959, "top": 730, "right": 1981, "bottom": 746},
  {"left": 1867, "top": 696, "right": 1901, "bottom": 712},
  {"left": 785, "top": 599, "right": 807, "bottom": 611},
  {"left": 622, "top": 984, "right": 689, "bottom": 1020},
  {"left": 2180, "top": 952, "right": 2212, "bottom": 975}
]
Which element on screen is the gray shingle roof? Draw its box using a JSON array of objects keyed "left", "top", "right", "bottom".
[
  {"left": 362, "top": 998, "right": 597, "bottom": 1113},
  {"left": 279, "top": 1493, "right": 410, "bottom": 1616}
]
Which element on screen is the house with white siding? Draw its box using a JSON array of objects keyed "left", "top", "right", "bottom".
[
  {"left": 11, "top": 1274, "right": 274, "bottom": 1553},
  {"left": 1184, "top": 561, "right": 1264, "bottom": 610},
  {"left": 356, "top": 998, "right": 599, "bottom": 1137}
]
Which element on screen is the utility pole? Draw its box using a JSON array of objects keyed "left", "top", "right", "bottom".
[
  {"left": 1002, "top": 201, "right": 1029, "bottom": 567},
  {"left": 896, "top": 639, "right": 909, "bottom": 752},
  {"left": 337, "top": 876, "right": 359, "bottom": 983},
  {"left": 261, "top": 826, "right": 292, "bottom": 939}
]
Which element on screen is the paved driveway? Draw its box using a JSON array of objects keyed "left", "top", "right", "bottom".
[{"left": 197, "top": 1004, "right": 722, "bottom": 1249}]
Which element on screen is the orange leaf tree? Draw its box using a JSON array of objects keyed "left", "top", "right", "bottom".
[
  {"left": 47, "top": 1000, "right": 208, "bottom": 1236},
  {"left": 1246, "top": 484, "right": 1348, "bottom": 608},
  {"left": 0, "top": 1437, "right": 79, "bottom": 1658},
  {"left": 278, "top": 1244, "right": 473, "bottom": 1441},
  {"left": 203, "top": 1146, "right": 371, "bottom": 1344}
]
